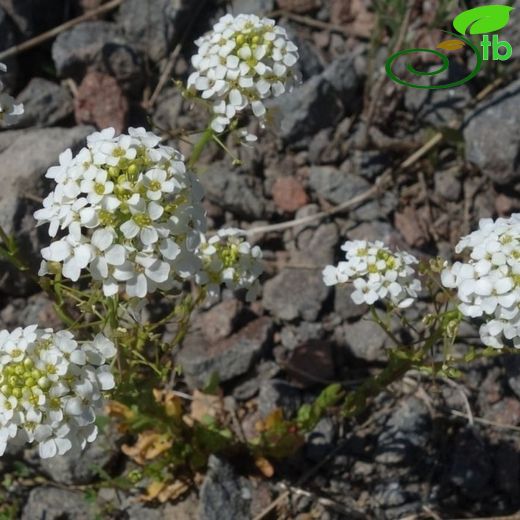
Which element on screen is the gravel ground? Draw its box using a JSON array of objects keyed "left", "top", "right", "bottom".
[{"left": 1, "top": 0, "right": 520, "bottom": 518}]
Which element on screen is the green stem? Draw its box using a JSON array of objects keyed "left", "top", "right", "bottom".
[{"left": 187, "top": 127, "right": 214, "bottom": 169}]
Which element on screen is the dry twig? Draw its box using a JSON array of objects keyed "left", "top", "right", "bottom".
[{"left": 0, "top": 0, "right": 124, "bottom": 61}]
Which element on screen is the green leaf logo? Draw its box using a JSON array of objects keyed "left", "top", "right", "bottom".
[{"left": 453, "top": 5, "right": 514, "bottom": 35}]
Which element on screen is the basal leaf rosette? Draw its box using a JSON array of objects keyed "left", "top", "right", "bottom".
[
  {"left": 0, "top": 326, "right": 115, "bottom": 458},
  {"left": 442, "top": 215, "right": 520, "bottom": 349},
  {"left": 188, "top": 13, "right": 299, "bottom": 134},
  {"left": 323, "top": 240, "right": 422, "bottom": 308},
  {"left": 34, "top": 127, "right": 207, "bottom": 298}
]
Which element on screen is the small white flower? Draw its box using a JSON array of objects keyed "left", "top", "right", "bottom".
[
  {"left": 323, "top": 240, "right": 421, "bottom": 308},
  {"left": 0, "top": 326, "right": 115, "bottom": 459},
  {"left": 442, "top": 214, "right": 520, "bottom": 349},
  {"left": 188, "top": 13, "right": 299, "bottom": 135}
]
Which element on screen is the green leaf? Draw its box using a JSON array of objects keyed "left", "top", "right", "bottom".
[{"left": 453, "top": 5, "right": 514, "bottom": 35}]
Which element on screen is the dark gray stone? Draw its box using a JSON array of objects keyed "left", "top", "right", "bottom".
[
  {"left": 200, "top": 161, "right": 265, "bottom": 220},
  {"left": 274, "top": 54, "right": 361, "bottom": 144},
  {"left": 199, "top": 455, "right": 252, "bottom": 520},
  {"left": 463, "top": 78, "right": 520, "bottom": 184},
  {"left": 116, "top": 0, "right": 188, "bottom": 62},
  {"left": 0, "top": 126, "right": 94, "bottom": 296},
  {"left": 258, "top": 378, "right": 302, "bottom": 418},
  {"left": 14, "top": 78, "right": 73, "bottom": 127},
  {"left": 177, "top": 317, "right": 273, "bottom": 389},
  {"left": 263, "top": 268, "right": 329, "bottom": 322},
  {"left": 448, "top": 429, "right": 493, "bottom": 498},
  {"left": 309, "top": 166, "right": 371, "bottom": 206},
  {"left": 305, "top": 417, "right": 336, "bottom": 462},
  {"left": 0, "top": 7, "right": 18, "bottom": 89},
  {"left": 0, "top": 0, "right": 68, "bottom": 39},
  {"left": 21, "top": 486, "right": 95, "bottom": 520}
]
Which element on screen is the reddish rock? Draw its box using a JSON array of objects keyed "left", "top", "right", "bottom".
[
  {"left": 272, "top": 177, "right": 309, "bottom": 213},
  {"left": 394, "top": 206, "right": 429, "bottom": 248},
  {"left": 74, "top": 71, "right": 128, "bottom": 133},
  {"left": 484, "top": 398, "right": 520, "bottom": 426},
  {"left": 276, "top": 0, "right": 320, "bottom": 14}
]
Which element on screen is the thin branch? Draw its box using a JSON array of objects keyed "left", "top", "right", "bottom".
[{"left": 0, "top": 0, "right": 124, "bottom": 61}]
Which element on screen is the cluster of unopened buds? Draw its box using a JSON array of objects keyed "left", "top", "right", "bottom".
[
  {"left": 442, "top": 215, "right": 520, "bottom": 349},
  {"left": 0, "top": 327, "right": 115, "bottom": 458},
  {"left": 0, "top": 63, "right": 23, "bottom": 126},
  {"left": 188, "top": 13, "right": 299, "bottom": 134},
  {"left": 323, "top": 240, "right": 422, "bottom": 308}
]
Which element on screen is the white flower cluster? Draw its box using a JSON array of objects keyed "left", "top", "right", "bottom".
[
  {"left": 323, "top": 240, "right": 421, "bottom": 308},
  {"left": 0, "top": 63, "right": 23, "bottom": 126},
  {"left": 196, "top": 229, "right": 263, "bottom": 301},
  {"left": 442, "top": 215, "right": 520, "bottom": 349},
  {"left": 35, "top": 127, "right": 207, "bottom": 298},
  {"left": 188, "top": 13, "right": 299, "bottom": 133},
  {"left": 0, "top": 326, "right": 115, "bottom": 458}
]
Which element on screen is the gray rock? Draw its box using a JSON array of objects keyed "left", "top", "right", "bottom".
[
  {"left": 287, "top": 29, "right": 325, "bottom": 80},
  {"left": 52, "top": 20, "right": 143, "bottom": 90},
  {"left": 232, "top": 0, "right": 274, "bottom": 15},
  {"left": 404, "top": 64, "right": 471, "bottom": 127},
  {"left": 53, "top": 21, "right": 121, "bottom": 77},
  {"left": 274, "top": 54, "right": 361, "bottom": 144},
  {"left": 14, "top": 78, "right": 73, "bottom": 127},
  {"left": 199, "top": 455, "right": 252, "bottom": 520},
  {"left": 0, "top": 0, "right": 68, "bottom": 39},
  {"left": 0, "top": 126, "right": 94, "bottom": 295},
  {"left": 434, "top": 168, "right": 462, "bottom": 202},
  {"left": 21, "top": 486, "right": 95, "bottom": 520},
  {"left": 116, "top": 0, "right": 188, "bottom": 62},
  {"left": 309, "top": 166, "right": 371, "bottom": 206},
  {"left": 375, "top": 397, "right": 431, "bottom": 465},
  {"left": 463, "top": 78, "right": 520, "bottom": 184},
  {"left": 200, "top": 161, "right": 265, "bottom": 220},
  {"left": 334, "top": 284, "right": 368, "bottom": 320},
  {"left": 177, "top": 317, "right": 273, "bottom": 388},
  {"left": 347, "top": 221, "right": 395, "bottom": 242},
  {"left": 338, "top": 317, "right": 388, "bottom": 362},
  {"left": 263, "top": 268, "right": 329, "bottom": 321},
  {"left": 293, "top": 222, "right": 339, "bottom": 266},
  {"left": 126, "top": 504, "right": 164, "bottom": 520},
  {"left": 258, "top": 378, "right": 302, "bottom": 418}
]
